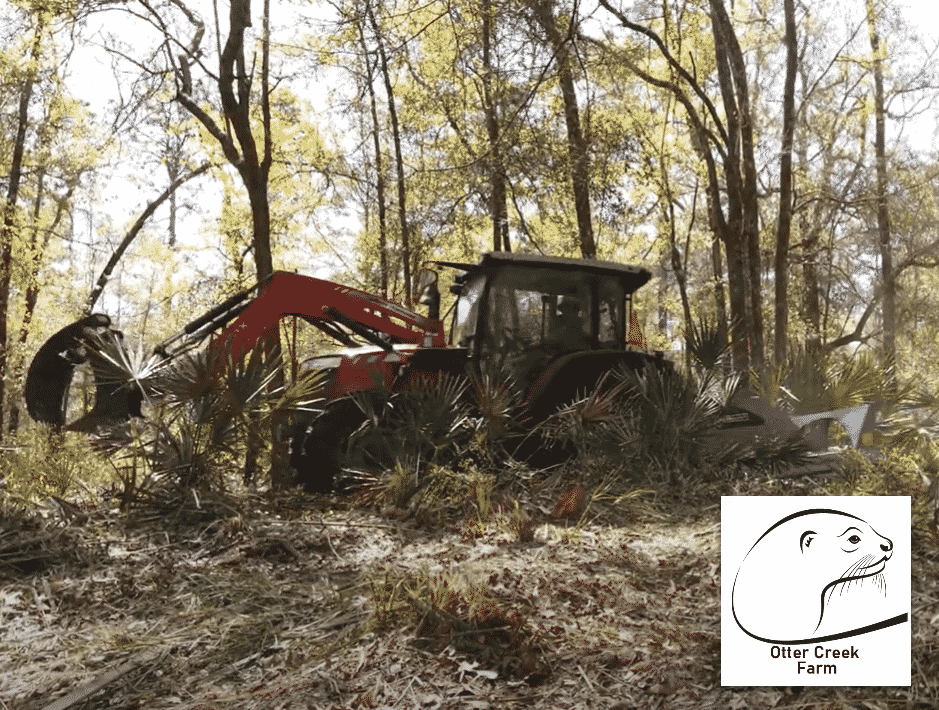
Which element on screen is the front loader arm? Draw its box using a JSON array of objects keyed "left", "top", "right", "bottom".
[
  {"left": 25, "top": 271, "right": 445, "bottom": 430},
  {"left": 153, "top": 271, "right": 445, "bottom": 361},
  {"left": 203, "top": 272, "right": 446, "bottom": 359}
]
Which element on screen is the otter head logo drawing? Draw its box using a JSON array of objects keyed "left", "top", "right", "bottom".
[{"left": 731, "top": 508, "right": 897, "bottom": 644}]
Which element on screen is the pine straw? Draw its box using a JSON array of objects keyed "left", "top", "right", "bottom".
[{"left": 1, "top": 479, "right": 938, "bottom": 710}]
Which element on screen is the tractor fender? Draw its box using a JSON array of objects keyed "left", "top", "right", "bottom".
[
  {"left": 524, "top": 349, "right": 669, "bottom": 424},
  {"left": 392, "top": 347, "right": 469, "bottom": 390}
]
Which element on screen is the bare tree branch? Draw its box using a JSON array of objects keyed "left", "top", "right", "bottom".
[{"left": 85, "top": 162, "right": 213, "bottom": 313}]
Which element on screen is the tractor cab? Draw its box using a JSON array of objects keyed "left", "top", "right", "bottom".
[{"left": 435, "top": 252, "right": 653, "bottom": 393}]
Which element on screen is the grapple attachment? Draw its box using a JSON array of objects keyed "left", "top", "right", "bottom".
[{"left": 25, "top": 314, "right": 143, "bottom": 431}]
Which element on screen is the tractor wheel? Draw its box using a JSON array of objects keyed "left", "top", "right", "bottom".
[{"left": 289, "top": 398, "right": 364, "bottom": 494}]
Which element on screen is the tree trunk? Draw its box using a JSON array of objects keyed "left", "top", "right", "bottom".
[
  {"left": 710, "top": 0, "right": 764, "bottom": 371},
  {"left": 658, "top": 124, "right": 693, "bottom": 367},
  {"left": 774, "top": 0, "right": 797, "bottom": 365},
  {"left": 6, "top": 167, "right": 58, "bottom": 435},
  {"left": 368, "top": 0, "right": 412, "bottom": 305},
  {"left": 669, "top": 206, "right": 694, "bottom": 372},
  {"left": 596, "top": 0, "right": 757, "bottom": 368},
  {"left": 711, "top": 231, "right": 729, "bottom": 349},
  {"left": 867, "top": 0, "right": 895, "bottom": 364},
  {"left": 164, "top": 128, "right": 182, "bottom": 247},
  {"left": 174, "top": 0, "right": 273, "bottom": 282},
  {"left": 482, "top": 0, "right": 509, "bottom": 252},
  {"left": 0, "top": 12, "right": 45, "bottom": 441},
  {"left": 358, "top": 13, "right": 389, "bottom": 296},
  {"left": 802, "top": 258, "right": 822, "bottom": 351},
  {"left": 709, "top": 2, "right": 752, "bottom": 371},
  {"left": 527, "top": 0, "right": 596, "bottom": 258}
]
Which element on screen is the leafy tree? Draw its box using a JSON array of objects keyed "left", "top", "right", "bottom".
[
  {"left": 0, "top": 4, "right": 48, "bottom": 440},
  {"left": 595, "top": 0, "right": 765, "bottom": 371}
]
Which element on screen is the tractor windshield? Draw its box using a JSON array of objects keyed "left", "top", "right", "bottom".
[{"left": 482, "top": 267, "right": 625, "bottom": 364}]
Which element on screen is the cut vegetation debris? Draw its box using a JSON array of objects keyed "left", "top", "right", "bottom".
[{"left": 2, "top": 471, "right": 938, "bottom": 710}]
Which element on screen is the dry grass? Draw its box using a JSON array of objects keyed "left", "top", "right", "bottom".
[{"left": 0, "top": 470, "right": 937, "bottom": 710}]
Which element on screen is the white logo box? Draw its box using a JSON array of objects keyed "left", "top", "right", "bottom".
[{"left": 721, "top": 496, "right": 910, "bottom": 686}]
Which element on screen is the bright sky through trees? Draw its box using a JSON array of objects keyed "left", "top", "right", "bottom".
[{"left": 33, "top": 0, "right": 939, "bottom": 348}]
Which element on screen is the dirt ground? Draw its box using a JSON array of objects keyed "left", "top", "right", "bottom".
[{"left": 2, "top": 476, "right": 938, "bottom": 710}]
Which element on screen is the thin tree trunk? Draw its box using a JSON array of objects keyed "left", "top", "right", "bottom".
[
  {"left": 597, "top": 0, "right": 758, "bottom": 369},
  {"left": 367, "top": 0, "right": 412, "bottom": 305},
  {"left": 802, "top": 258, "right": 821, "bottom": 351},
  {"left": 358, "top": 13, "right": 389, "bottom": 296},
  {"left": 0, "top": 12, "right": 45, "bottom": 441},
  {"left": 166, "top": 151, "right": 180, "bottom": 247},
  {"left": 711, "top": 231, "right": 729, "bottom": 349},
  {"left": 710, "top": 2, "right": 752, "bottom": 371},
  {"left": 669, "top": 204, "right": 694, "bottom": 372},
  {"left": 867, "top": 0, "right": 895, "bottom": 364},
  {"left": 711, "top": 0, "right": 764, "bottom": 370},
  {"left": 7, "top": 167, "right": 52, "bottom": 435},
  {"left": 774, "top": 0, "right": 797, "bottom": 365},
  {"left": 482, "top": 0, "right": 509, "bottom": 252},
  {"left": 658, "top": 115, "right": 693, "bottom": 366},
  {"left": 85, "top": 162, "right": 212, "bottom": 313},
  {"left": 527, "top": 0, "right": 595, "bottom": 258}
]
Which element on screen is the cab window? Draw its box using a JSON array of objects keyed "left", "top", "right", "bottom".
[
  {"left": 451, "top": 275, "right": 484, "bottom": 349},
  {"left": 485, "top": 267, "right": 592, "bottom": 355}
]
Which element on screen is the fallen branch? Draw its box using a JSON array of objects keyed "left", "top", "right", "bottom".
[{"left": 42, "top": 646, "right": 169, "bottom": 710}]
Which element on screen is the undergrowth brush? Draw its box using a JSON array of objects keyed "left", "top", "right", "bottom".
[{"left": 1, "top": 426, "right": 111, "bottom": 505}]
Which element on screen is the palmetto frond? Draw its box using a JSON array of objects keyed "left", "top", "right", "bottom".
[
  {"left": 348, "top": 373, "right": 473, "bottom": 471},
  {"left": 84, "top": 329, "right": 167, "bottom": 398},
  {"left": 536, "top": 372, "right": 625, "bottom": 451},
  {"left": 469, "top": 367, "right": 524, "bottom": 447},
  {"left": 685, "top": 316, "right": 731, "bottom": 372},
  {"left": 780, "top": 344, "right": 831, "bottom": 412},
  {"left": 75, "top": 331, "right": 159, "bottom": 421}
]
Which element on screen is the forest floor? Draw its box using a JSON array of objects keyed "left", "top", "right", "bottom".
[{"left": 2, "top": 472, "right": 938, "bottom": 710}]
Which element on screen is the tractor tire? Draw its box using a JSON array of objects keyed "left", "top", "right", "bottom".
[{"left": 289, "top": 398, "right": 364, "bottom": 494}]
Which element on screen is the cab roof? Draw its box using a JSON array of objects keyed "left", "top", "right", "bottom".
[{"left": 433, "top": 252, "right": 652, "bottom": 296}]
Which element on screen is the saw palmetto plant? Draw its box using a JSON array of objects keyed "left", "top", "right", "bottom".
[
  {"left": 533, "top": 372, "right": 630, "bottom": 466},
  {"left": 85, "top": 332, "right": 326, "bottom": 496},
  {"left": 685, "top": 315, "right": 732, "bottom": 373},
  {"left": 349, "top": 373, "right": 473, "bottom": 473},
  {"left": 613, "top": 363, "right": 730, "bottom": 474},
  {"left": 468, "top": 366, "right": 526, "bottom": 458}
]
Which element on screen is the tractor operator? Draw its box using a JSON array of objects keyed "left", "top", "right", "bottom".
[{"left": 555, "top": 297, "right": 588, "bottom": 350}]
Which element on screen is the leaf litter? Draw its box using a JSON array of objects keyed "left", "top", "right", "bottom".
[{"left": 0, "top": 476, "right": 937, "bottom": 710}]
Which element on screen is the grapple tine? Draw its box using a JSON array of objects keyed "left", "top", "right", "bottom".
[{"left": 25, "top": 314, "right": 142, "bottom": 430}]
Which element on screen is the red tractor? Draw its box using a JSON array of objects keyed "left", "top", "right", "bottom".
[{"left": 25, "top": 252, "right": 667, "bottom": 492}]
